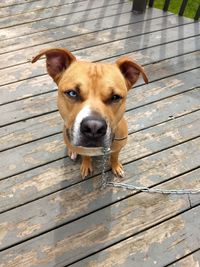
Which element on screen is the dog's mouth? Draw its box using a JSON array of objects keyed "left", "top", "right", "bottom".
[
  {"left": 67, "top": 128, "right": 113, "bottom": 148},
  {"left": 76, "top": 138, "right": 107, "bottom": 148},
  {"left": 67, "top": 114, "right": 113, "bottom": 148},
  {"left": 66, "top": 128, "right": 113, "bottom": 156}
]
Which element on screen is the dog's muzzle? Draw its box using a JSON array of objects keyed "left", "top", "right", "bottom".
[
  {"left": 66, "top": 119, "right": 112, "bottom": 156},
  {"left": 70, "top": 113, "right": 112, "bottom": 148}
]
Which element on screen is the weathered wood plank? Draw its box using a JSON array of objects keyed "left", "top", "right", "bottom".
[
  {"left": 0, "top": 19, "right": 197, "bottom": 77},
  {"left": 1, "top": 14, "right": 181, "bottom": 71},
  {"left": 0, "top": 1, "right": 130, "bottom": 28},
  {"left": 0, "top": 0, "right": 150, "bottom": 40},
  {"left": 69, "top": 206, "right": 200, "bottom": 267},
  {"left": 0, "top": 185, "right": 199, "bottom": 266},
  {"left": 0, "top": 112, "right": 61, "bottom": 151},
  {"left": 0, "top": 87, "right": 200, "bottom": 179},
  {"left": 126, "top": 87, "right": 200, "bottom": 132},
  {"left": 126, "top": 68, "right": 200, "bottom": 111},
  {"left": 0, "top": 8, "right": 165, "bottom": 54},
  {"left": 0, "top": 0, "right": 40, "bottom": 8},
  {"left": 0, "top": 143, "right": 199, "bottom": 250},
  {"left": 1, "top": 111, "right": 200, "bottom": 213},
  {"left": 168, "top": 250, "right": 200, "bottom": 267},
  {"left": 1, "top": 34, "right": 199, "bottom": 106},
  {"left": 0, "top": 0, "right": 88, "bottom": 17},
  {"left": 1, "top": 50, "right": 199, "bottom": 129},
  {"left": 0, "top": 91, "right": 57, "bottom": 127}
]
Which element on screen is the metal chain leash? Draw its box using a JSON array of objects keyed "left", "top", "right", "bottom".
[
  {"left": 100, "top": 147, "right": 111, "bottom": 189},
  {"left": 101, "top": 148, "right": 200, "bottom": 195},
  {"left": 106, "top": 182, "right": 200, "bottom": 194}
]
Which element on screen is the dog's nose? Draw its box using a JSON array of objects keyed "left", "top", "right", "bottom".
[{"left": 80, "top": 117, "right": 107, "bottom": 139}]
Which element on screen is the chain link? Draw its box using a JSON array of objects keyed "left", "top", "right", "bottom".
[
  {"left": 107, "top": 182, "right": 200, "bottom": 194},
  {"left": 100, "top": 147, "right": 111, "bottom": 189},
  {"left": 101, "top": 147, "right": 200, "bottom": 195}
]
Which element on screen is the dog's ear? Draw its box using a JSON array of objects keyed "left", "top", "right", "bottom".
[
  {"left": 32, "top": 48, "right": 76, "bottom": 84},
  {"left": 116, "top": 56, "right": 148, "bottom": 90}
]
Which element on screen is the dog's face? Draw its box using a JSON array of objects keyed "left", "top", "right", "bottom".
[
  {"left": 58, "top": 61, "right": 129, "bottom": 147},
  {"left": 32, "top": 48, "right": 148, "bottom": 148}
]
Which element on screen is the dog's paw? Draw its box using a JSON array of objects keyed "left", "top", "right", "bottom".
[
  {"left": 68, "top": 149, "right": 77, "bottom": 161},
  {"left": 111, "top": 162, "right": 124, "bottom": 178},
  {"left": 80, "top": 157, "right": 93, "bottom": 179}
]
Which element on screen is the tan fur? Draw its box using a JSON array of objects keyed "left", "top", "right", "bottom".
[{"left": 32, "top": 48, "right": 148, "bottom": 178}]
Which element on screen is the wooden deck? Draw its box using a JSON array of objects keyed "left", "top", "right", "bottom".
[{"left": 0, "top": 0, "right": 200, "bottom": 266}]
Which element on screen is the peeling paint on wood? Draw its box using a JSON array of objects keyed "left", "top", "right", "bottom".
[
  {"left": 168, "top": 250, "right": 200, "bottom": 267},
  {"left": 70, "top": 207, "right": 200, "bottom": 267}
]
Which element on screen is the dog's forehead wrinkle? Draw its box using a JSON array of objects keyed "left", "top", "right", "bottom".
[
  {"left": 87, "top": 63, "right": 104, "bottom": 80},
  {"left": 64, "top": 61, "right": 123, "bottom": 86}
]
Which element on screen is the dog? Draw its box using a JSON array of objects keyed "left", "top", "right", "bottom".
[{"left": 32, "top": 48, "right": 148, "bottom": 178}]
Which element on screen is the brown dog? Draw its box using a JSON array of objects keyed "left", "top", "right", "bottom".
[{"left": 32, "top": 48, "right": 148, "bottom": 178}]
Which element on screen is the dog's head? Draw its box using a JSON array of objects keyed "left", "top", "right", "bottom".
[{"left": 32, "top": 48, "right": 148, "bottom": 148}]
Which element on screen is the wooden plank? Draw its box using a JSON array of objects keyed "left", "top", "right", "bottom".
[
  {"left": 0, "top": 112, "right": 61, "bottom": 151},
  {"left": 1, "top": 36, "right": 199, "bottom": 106},
  {"left": 0, "top": 143, "right": 200, "bottom": 250},
  {"left": 1, "top": 111, "right": 200, "bottom": 213},
  {"left": 126, "top": 69, "right": 200, "bottom": 111},
  {"left": 69, "top": 206, "right": 200, "bottom": 267},
  {"left": 1, "top": 23, "right": 199, "bottom": 87},
  {"left": 0, "top": 87, "right": 200, "bottom": 179},
  {"left": 0, "top": 0, "right": 88, "bottom": 17},
  {"left": 0, "top": 8, "right": 165, "bottom": 54},
  {"left": 0, "top": 91, "right": 57, "bottom": 127},
  {"left": 126, "top": 87, "right": 200, "bottom": 133},
  {"left": 0, "top": 12, "right": 179, "bottom": 70},
  {"left": 1, "top": 50, "right": 200, "bottom": 129},
  {"left": 0, "top": 1, "right": 130, "bottom": 28},
  {"left": 168, "top": 250, "right": 200, "bottom": 267},
  {"left": 0, "top": 16, "right": 194, "bottom": 70},
  {"left": 0, "top": 0, "right": 147, "bottom": 40},
  {"left": 0, "top": 0, "right": 40, "bottom": 8},
  {"left": 0, "top": 184, "right": 199, "bottom": 266}
]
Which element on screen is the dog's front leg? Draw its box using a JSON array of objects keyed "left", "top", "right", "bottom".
[
  {"left": 80, "top": 156, "right": 93, "bottom": 179},
  {"left": 110, "top": 151, "right": 124, "bottom": 178}
]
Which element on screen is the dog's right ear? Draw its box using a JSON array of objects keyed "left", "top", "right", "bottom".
[{"left": 32, "top": 48, "right": 76, "bottom": 84}]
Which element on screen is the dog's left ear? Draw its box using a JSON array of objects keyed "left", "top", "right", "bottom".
[
  {"left": 32, "top": 48, "right": 76, "bottom": 84},
  {"left": 116, "top": 56, "right": 148, "bottom": 90}
]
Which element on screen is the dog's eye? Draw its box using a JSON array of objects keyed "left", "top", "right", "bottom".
[
  {"left": 110, "top": 94, "right": 122, "bottom": 103},
  {"left": 65, "top": 90, "right": 78, "bottom": 99}
]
